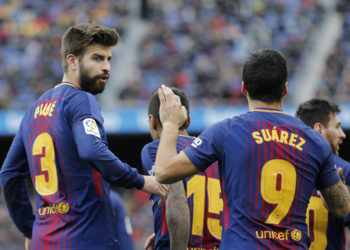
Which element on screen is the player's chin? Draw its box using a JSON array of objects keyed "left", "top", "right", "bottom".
[{"left": 97, "top": 80, "right": 107, "bottom": 90}]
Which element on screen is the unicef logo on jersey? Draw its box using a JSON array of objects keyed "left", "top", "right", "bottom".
[{"left": 191, "top": 138, "right": 202, "bottom": 148}]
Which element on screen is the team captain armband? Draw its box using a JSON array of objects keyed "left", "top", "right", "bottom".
[{"left": 83, "top": 118, "right": 101, "bottom": 138}]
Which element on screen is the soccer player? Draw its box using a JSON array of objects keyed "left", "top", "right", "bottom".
[
  {"left": 296, "top": 98, "right": 350, "bottom": 249},
  {"left": 0, "top": 23, "right": 169, "bottom": 250},
  {"left": 154, "top": 49, "right": 350, "bottom": 249},
  {"left": 110, "top": 190, "right": 134, "bottom": 250},
  {"left": 142, "top": 88, "right": 222, "bottom": 249}
]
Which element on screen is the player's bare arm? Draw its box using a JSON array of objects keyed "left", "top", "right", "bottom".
[
  {"left": 155, "top": 85, "right": 198, "bottom": 183},
  {"left": 320, "top": 180, "right": 350, "bottom": 218},
  {"left": 166, "top": 181, "right": 190, "bottom": 250}
]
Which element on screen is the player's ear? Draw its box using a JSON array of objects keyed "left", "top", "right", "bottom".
[
  {"left": 313, "top": 122, "right": 323, "bottom": 134},
  {"left": 149, "top": 114, "right": 157, "bottom": 130},
  {"left": 66, "top": 54, "right": 79, "bottom": 70},
  {"left": 282, "top": 82, "right": 288, "bottom": 97},
  {"left": 241, "top": 82, "right": 247, "bottom": 96},
  {"left": 184, "top": 115, "right": 191, "bottom": 129}
]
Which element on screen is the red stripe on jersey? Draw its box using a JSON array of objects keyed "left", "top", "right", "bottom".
[
  {"left": 264, "top": 121, "right": 273, "bottom": 249},
  {"left": 261, "top": 121, "right": 270, "bottom": 231},
  {"left": 290, "top": 126, "right": 299, "bottom": 233},
  {"left": 308, "top": 210, "right": 314, "bottom": 241},
  {"left": 276, "top": 174, "right": 282, "bottom": 191},
  {"left": 248, "top": 120, "right": 255, "bottom": 222},
  {"left": 254, "top": 121, "right": 262, "bottom": 221},
  {"left": 222, "top": 178, "right": 229, "bottom": 231},
  {"left": 161, "top": 203, "right": 168, "bottom": 236},
  {"left": 52, "top": 111, "right": 68, "bottom": 250},
  {"left": 53, "top": 102, "right": 76, "bottom": 250},
  {"left": 93, "top": 169, "right": 103, "bottom": 197},
  {"left": 282, "top": 125, "right": 293, "bottom": 228}
]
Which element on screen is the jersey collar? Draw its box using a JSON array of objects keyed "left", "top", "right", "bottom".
[
  {"left": 55, "top": 81, "right": 79, "bottom": 89},
  {"left": 250, "top": 107, "right": 286, "bottom": 114}
]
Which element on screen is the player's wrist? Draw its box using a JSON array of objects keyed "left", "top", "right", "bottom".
[{"left": 162, "top": 122, "right": 180, "bottom": 131}]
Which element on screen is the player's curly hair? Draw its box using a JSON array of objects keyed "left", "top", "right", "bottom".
[
  {"left": 295, "top": 98, "right": 341, "bottom": 128},
  {"left": 148, "top": 87, "right": 190, "bottom": 130},
  {"left": 61, "top": 23, "right": 119, "bottom": 72}
]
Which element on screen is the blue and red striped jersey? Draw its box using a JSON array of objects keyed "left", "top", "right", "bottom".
[
  {"left": 306, "top": 155, "right": 350, "bottom": 250},
  {"left": 184, "top": 108, "right": 340, "bottom": 249},
  {"left": 0, "top": 82, "right": 144, "bottom": 250},
  {"left": 110, "top": 190, "right": 134, "bottom": 250},
  {"left": 141, "top": 135, "right": 222, "bottom": 249}
]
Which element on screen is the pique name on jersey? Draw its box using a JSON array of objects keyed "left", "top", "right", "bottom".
[
  {"left": 34, "top": 100, "right": 57, "bottom": 119},
  {"left": 252, "top": 127, "right": 305, "bottom": 151}
]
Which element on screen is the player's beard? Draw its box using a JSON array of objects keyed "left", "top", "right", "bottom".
[{"left": 79, "top": 63, "right": 109, "bottom": 95}]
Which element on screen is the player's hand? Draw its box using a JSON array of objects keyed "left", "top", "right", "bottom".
[
  {"left": 144, "top": 233, "right": 155, "bottom": 250},
  {"left": 158, "top": 84, "right": 187, "bottom": 129},
  {"left": 25, "top": 237, "right": 31, "bottom": 250},
  {"left": 338, "top": 167, "right": 346, "bottom": 184},
  {"left": 142, "top": 175, "right": 169, "bottom": 203}
]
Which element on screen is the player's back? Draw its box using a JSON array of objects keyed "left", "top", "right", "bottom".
[
  {"left": 141, "top": 135, "right": 222, "bottom": 249},
  {"left": 20, "top": 83, "right": 117, "bottom": 249},
  {"left": 193, "top": 108, "right": 339, "bottom": 249},
  {"left": 306, "top": 155, "right": 350, "bottom": 250}
]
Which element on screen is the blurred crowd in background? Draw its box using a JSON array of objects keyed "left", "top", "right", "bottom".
[
  {"left": 0, "top": 0, "right": 129, "bottom": 109},
  {"left": 317, "top": 0, "right": 350, "bottom": 101},
  {"left": 1, "top": 0, "right": 349, "bottom": 109},
  {"left": 120, "top": 0, "right": 323, "bottom": 105},
  {"left": 2, "top": 0, "right": 350, "bottom": 249}
]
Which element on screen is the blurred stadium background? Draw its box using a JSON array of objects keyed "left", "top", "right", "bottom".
[{"left": 1, "top": 0, "right": 350, "bottom": 249}]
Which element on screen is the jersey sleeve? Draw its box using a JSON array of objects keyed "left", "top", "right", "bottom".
[
  {"left": 0, "top": 127, "right": 35, "bottom": 238},
  {"left": 315, "top": 141, "right": 340, "bottom": 190},
  {"left": 333, "top": 156, "right": 350, "bottom": 226},
  {"left": 141, "top": 142, "right": 161, "bottom": 204},
  {"left": 335, "top": 155, "right": 350, "bottom": 186},
  {"left": 67, "top": 92, "right": 144, "bottom": 189},
  {"left": 183, "top": 118, "right": 231, "bottom": 171}
]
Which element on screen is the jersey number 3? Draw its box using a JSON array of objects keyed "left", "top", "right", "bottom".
[{"left": 32, "top": 132, "right": 58, "bottom": 196}]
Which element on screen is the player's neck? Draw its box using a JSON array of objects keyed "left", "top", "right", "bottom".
[
  {"left": 178, "top": 129, "right": 188, "bottom": 136},
  {"left": 248, "top": 100, "right": 283, "bottom": 111},
  {"left": 62, "top": 75, "right": 80, "bottom": 89}
]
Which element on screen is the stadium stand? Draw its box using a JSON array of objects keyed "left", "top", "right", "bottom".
[{"left": 2, "top": 0, "right": 350, "bottom": 250}]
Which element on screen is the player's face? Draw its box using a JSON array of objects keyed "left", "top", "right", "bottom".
[
  {"left": 321, "top": 113, "right": 346, "bottom": 156},
  {"left": 79, "top": 44, "right": 112, "bottom": 95}
]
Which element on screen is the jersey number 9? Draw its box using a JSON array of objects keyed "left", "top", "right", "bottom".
[{"left": 261, "top": 159, "right": 297, "bottom": 224}]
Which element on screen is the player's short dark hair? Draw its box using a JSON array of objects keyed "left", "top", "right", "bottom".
[
  {"left": 295, "top": 98, "right": 341, "bottom": 128},
  {"left": 148, "top": 87, "right": 190, "bottom": 130},
  {"left": 61, "top": 23, "right": 119, "bottom": 72},
  {"left": 243, "top": 49, "right": 288, "bottom": 103}
]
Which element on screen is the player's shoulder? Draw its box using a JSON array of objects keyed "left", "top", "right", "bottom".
[
  {"left": 141, "top": 140, "right": 159, "bottom": 174},
  {"left": 141, "top": 140, "right": 160, "bottom": 155},
  {"left": 334, "top": 155, "right": 350, "bottom": 170},
  {"left": 334, "top": 155, "right": 350, "bottom": 185},
  {"left": 69, "top": 88, "right": 98, "bottom": 106}
]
